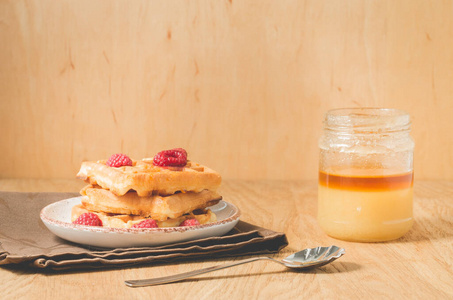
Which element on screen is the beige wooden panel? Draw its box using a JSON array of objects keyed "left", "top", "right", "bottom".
[{"left": 1, "top": 0, "right": 453, "bottom": 180}]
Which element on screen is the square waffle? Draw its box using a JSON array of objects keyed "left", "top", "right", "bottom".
[
  {"left": 76, "top": 160, "right": 222, "bottom": 197},
  {"left": 80, "top": 184, "right": 221, "bottom": 221},
  {"left": 71, "top": 204, "right": 217, "bottom": 229}
]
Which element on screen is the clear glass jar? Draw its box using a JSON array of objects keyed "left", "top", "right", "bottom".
[{"left": 318, "top": 108, "right": 414, "bottom": 242}]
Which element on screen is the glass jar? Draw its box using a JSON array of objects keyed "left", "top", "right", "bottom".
[{"left": 318, "top": 108, "right": 414, "bottom": 242}]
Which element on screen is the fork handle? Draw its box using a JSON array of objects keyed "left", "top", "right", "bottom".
[{"left": 125, "top": 257, "right": 276, "bottom": 287}]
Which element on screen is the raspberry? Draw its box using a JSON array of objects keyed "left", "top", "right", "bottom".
[
  {"left": 179, "top": 218, "right": 200, "bottom": 227},
  {"left": 153, "top": 148, "right": 187, "bottom": 167},
  {"left": 106, "top": 153, "right": 133, "bottom": 168},
  {"left": 131, "top": 219, "right": 158, "bottom": 229},
  {"left": 73, "top": 213, "right": 103, "bottom": 227}
]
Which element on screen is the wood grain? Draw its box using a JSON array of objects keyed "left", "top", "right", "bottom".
[
  {"left": 1, "top": 0, "right": 453, "bottom": 180},
  {"left": 0, "top": 179, "right": 453, "bottom": 299},
  {"left": 0, "top": 179, "right": 452, "bottom": 299}
]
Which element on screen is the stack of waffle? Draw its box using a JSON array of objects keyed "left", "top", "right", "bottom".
[{"left": 73, "top": 158, "right": 222, "bottom": 228}]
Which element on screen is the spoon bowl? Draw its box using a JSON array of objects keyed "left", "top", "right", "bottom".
[
  {"left": 281, "top": 245, "right": 346, "bottom": 268},
  {"left": 125, "top": 245, "right": 345, "bottom": 287}
]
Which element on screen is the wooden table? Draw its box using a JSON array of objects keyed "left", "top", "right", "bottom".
[{"left": 1, "top": 179, "right": 452, "bottom": 299}]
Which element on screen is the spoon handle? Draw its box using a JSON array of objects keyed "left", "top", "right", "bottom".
[{"left": 125, "top": 257, "right": 275, "bottom": 287}]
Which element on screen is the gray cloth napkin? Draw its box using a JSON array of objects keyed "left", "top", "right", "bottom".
[{"left": 0, "top": 192, "right": 288, "bottom": 270}]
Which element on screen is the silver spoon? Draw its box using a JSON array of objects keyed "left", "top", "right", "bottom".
[{"left": 124, "top": 245, "right": 345, "bottom": 287}]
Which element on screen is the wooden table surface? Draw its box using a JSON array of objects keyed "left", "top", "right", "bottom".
[{"left": 1, "top": 179, "right": 452, "bottom": 299}]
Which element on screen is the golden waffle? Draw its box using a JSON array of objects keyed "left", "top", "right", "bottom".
[
  {"left": 76, "top": 160, "right": 222, "bottom": 196},
  {"left": 71, "top": 204, "right": 217, "bottom": 228},
  {"left": 80, "top": 185, "right": 222, "bottom": 221}
]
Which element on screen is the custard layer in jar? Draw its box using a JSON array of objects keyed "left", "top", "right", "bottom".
[{"left": 317, "top": 170, "right": 413, "bottom": 242}]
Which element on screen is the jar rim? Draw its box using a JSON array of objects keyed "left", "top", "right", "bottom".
[{"left": 324, "top": 107, "right": 411, "bottom": 133}]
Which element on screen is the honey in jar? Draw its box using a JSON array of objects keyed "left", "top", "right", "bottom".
[{"left": 318, "top": 108, "right": 414, "bottom": 242}]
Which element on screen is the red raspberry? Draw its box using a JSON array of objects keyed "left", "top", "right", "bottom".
[
  {"left": 106, "top": 153, "right": 133, "bottom": 167},
  {"left": 73, "top": 213, "right": 103, "bottom": 227},
  {"left": 179, "top": 218, "right": 200, "bottom": 227},
  {"left": 153, "top": 148, "right": 187, "bottom": 167},
  {"left": 131, "top": 219, "right": 158, "bottom": 229}
]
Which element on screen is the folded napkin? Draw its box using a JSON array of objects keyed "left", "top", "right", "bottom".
[{"left": 0, "top": 192, "right": 288, "bottom": 271}]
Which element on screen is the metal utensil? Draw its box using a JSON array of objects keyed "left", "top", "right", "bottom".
[{"left": 125, "top": 245, "right": 345, "bottom": 287}]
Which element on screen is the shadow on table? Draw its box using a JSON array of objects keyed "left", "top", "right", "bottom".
[{"left": 143, "top": 261, "right": 361, "bottom": 286}]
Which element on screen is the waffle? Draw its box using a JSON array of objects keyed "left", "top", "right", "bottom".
[
  {"left": 71, "top": 204, "right": 217, "bottom": 229},
  {"left": 76, "top": 160, "right": 222, "bottom": 197},
  {"left": 74, "top": 153, "right": 223, "bottom": 229},
  {"left": 80, "top": 185, "right": 222, "bottom": 221}
]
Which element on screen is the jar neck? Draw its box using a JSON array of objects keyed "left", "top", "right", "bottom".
[{"left": 323, "top": 108, "right": 411, "bottom": 135}]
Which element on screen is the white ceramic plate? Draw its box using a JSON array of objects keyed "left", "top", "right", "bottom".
[{"left": 40, "top": 197, "right": 240, "bottom": 248}]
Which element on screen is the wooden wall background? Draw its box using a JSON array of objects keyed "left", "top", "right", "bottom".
[{"left": 1, "top": 0, "right": 453, "bottom": 180}]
